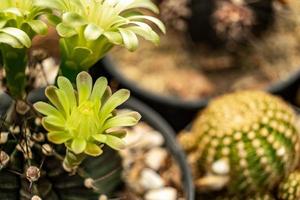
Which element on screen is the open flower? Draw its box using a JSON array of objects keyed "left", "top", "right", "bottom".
[
  {"left": 0, "top": 0, "right": 49, "bottom": 48},
  {"left": 36, "top": 0, "right": 165, "bottom": 72},
  {"left": 34, "top": 72, "right": 141, "bottom": 157}
]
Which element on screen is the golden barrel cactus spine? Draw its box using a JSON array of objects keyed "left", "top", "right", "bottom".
[
  {"left": 180, "top": 91, "right": 300, "bottom": 194},
  {"left": 278, "top": 171, "right": 300, "bottom": 200}
]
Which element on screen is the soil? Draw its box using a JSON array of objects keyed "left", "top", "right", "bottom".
[
  {"left": 110, "top": 3, "right": 300, "bottom": 102},
  {"left": 115, "top": 121, "right": 185, "bottom": 200}
]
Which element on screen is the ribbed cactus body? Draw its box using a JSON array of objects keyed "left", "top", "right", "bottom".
[
  {"left": 0, "top": 140, "right": 122, "bottom": 200},
  {"left": 278, "top": 171, "right": 300, "bottom": 200},
  {"left": 217, "top": 193, "right": 275, "bottom": 200},
  {"left": 180, "top": 91, "right": 300, "bottom": 194}
]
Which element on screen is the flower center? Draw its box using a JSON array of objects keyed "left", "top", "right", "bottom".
[{"left": 78, "top": 101, "right": 95, "bottom": 115}]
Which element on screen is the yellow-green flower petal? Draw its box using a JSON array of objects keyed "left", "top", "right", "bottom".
[
  {"left": 106, "top": 135, "right": 126, "bottom": 150},
  {"left": 45, "top": 86, "right": 66, "bottom": 117},
  {"left": 57, "top": 76, "right": 77, "bottom": 108},
  {"left": 84, "top": 23, "right": 103, "bottom": 41},
  {"left": 34, "top": 102, "right": 64, "bottom": 120},
  {"left": 118, "top": 28, "right": 139, "bottom": 51},
  {"left": 85, "top": 143, "right": 103, "bottom": 157},
  {"left": 101, "top": 111, "right": 141, "bottom": 131},
  {"left": 48, "top": 131, "right": 72, "bottom": 144},
  {"left": 43, "top": 116, "right": 65, "bottom": 130},
  {"left": 99, "top": 89, "right": 130, "bottom": 124},
  {"left": 108, "top": 130, "right": 127, "bottom": 139},
  {"left": 42, "top": 118, "right": 65, "bottom": 132},
  {"left": 90, "top": 76, "right": 108, "bottom": 110},
  {"left": 76, "top": 71, "right": 92, "bottom": 104},
  {"left": 92, "top": 134, "right": 107, "bottom": 143},
  {"left": 71, "top": 138, "right": 87, "bottom": 154}
]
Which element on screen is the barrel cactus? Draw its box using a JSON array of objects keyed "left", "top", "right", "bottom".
[
  {"left": 216, "top": 193, "right": 275, "bottom": 200},
  {"left": 278, "top": 171, "right": 300, "bottom": 200},
  {"left": 179, "top": 91, "right": 300, "bottom": 194}
]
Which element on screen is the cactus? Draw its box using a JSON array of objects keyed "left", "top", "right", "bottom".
[
  {"left": 0, "top": 73, "right": 140, "bottom": 199},
  {"left": 216, "top": 193, "right": 275, "bottom": 200},
  {"left": 179, "top": 91, "right": 300, "bottom": 195},
  {"left": 0, "top": 0, "right": 164, "bottom": 199},
  {"left": 278, "top": 171, "right": 300, "bottom": 200}
]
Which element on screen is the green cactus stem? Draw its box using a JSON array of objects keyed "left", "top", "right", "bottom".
[
  {"left": 179, "top": 91, "right": 300, "bottom": 195},
  {"left": 278, "top": 170, "right": 300, "bottom": 200},
  {"left": 0, "top": 45, "right": 27, "bottom": 99}
]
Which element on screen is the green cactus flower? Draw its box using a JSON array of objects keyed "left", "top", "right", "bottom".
[
  {"left": 35, "top": 0, "right": 165, "bottom": 79},
  {"left": 0, "top": 0, "right": 50, "bottom": 98},
  {"left": 179, "top": 91, "right": 300, "bottom": 195},
  {"left": 0, "top": 0, "right": 49, "bottom": 48},
  {"left": 34, "top": 71, "right": 140, "bottom": 168},
  {"left": 278, "top": 171, "right": 300, "bottom": 200}
]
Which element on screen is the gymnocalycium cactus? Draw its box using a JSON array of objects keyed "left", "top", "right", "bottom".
[
  {"left": 34, "top": 72, "right": 141, "bottom": 170},
  {"left": 0, "top": 0, "right": 164, "bottom": 199},
  {"left": 179, "top": 91, "right": 300, "bottom": 195},
  {"left": 278, "top": 171, "right": 300, "bottom": 200}
]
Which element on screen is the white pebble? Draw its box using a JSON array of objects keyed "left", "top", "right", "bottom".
[
  {"left": 138, "top": 131, "right": 164, "bottom": 149},
  {"left": 42, "top": 58, "right": 59, "bottom": 84},
  {"left": 145, "top": 148, "right": 167, "bottom": 170},
  {"left": 145, "top": 187, "right": 177, "bottom": 200},
  {"left": 139, "top": 168, "right": 164, "bottom": 190}
]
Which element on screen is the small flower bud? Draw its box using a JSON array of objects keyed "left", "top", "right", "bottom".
[
  {"left": 0, "top": 151, "right": 9, "bottom": 168},
  {"left": 42, "top": 144, "right": 53, "bottom": 156},
  {"left": 16, "top": 100, "right": 30, "bottom": 115},
  {"left": 31, "top": 195, "right": 42, "bottom": 200},
  {"left": 26, "top": 166, "right": 40, "bottom": 182},
  {"left": 0, "top": 132, "right": 9, "bottom": 144}
]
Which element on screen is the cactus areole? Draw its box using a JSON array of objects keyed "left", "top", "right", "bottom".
[{"left": 180, "top": 91, "right": 300, "bottom": 194}]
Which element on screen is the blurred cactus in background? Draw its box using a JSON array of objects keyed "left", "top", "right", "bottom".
[
  {"left": 216, "top": 193, "right": 275, "bottom": 200},
  {"left": 179, "top": 91, "right": 300, "bottom": 195},
  {"left": 278, "top": 171, "right": 300, "bottom": 200}
]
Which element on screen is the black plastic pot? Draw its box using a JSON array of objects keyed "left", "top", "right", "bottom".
[
  {"left": 91, "top": 57, "right": 300, "bottom": 132},
  {"left": 1, "top": 89, "right": 195, "bottom": 200}
]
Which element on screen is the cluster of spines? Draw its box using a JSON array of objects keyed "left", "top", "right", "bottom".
[
  {"left": 216, "top": 193, "right": 274, "bottom": 200},
  {"left": 180, "top": 91, "right": 300, "bottom": 194},
  {"left": 278, "top": 171, "right": 300, "bottom": 200}
]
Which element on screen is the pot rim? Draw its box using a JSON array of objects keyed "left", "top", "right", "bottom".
[{"left": 102, "top": 56, "right": 300, "bottom": 109}]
